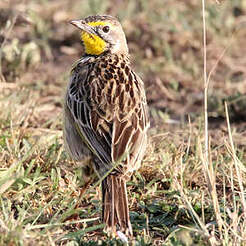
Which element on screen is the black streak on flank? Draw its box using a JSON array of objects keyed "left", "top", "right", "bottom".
[
  {"left": 107, "top": 72, "right": 113, "bottom": 80},
  {"left": 118, "top": 71, "right": 124, "bottom": 83},
  {"left": 125, "top": 83, "right": 130, "bottom": 92},
  {"left": 115, "top": 85, "right": 121, "bottom": 97},
  {"left": 125, "top": 66, "right": 129, "bottom": 75},
  {"left": 109, "top": 67, "right": 115, "bottom": 74},
  {"left": 130, "top": 89, "right": 134, "bottom": 98}
]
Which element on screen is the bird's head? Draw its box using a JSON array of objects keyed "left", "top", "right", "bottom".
[{"left": 70, "top": 15, "right": 128, "bottom": 56}]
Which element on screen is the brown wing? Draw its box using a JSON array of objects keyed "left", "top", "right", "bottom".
[
  {"left": 112, "top": 71, "right": 149, "bottom": 174},
  {"left": 67, "top": 56, "right": 149, "bottom": 177},
  {"left": 66, "top": 59, "right": 113, "bottom": 171}
]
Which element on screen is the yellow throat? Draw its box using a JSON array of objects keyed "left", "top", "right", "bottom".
[{"left": 80, "top": 22, "right": 108, "bottom": 55}]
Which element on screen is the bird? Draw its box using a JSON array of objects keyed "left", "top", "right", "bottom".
[{"left": 63, "top": 15, "right": 149, "bottom": 236}]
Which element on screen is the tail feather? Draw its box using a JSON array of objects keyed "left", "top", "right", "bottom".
[{"left": 102, "top": 175, "right": 132, "bottom": 236}]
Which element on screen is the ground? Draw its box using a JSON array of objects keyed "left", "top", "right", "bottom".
[{"left": 0, "top": 0, "right": 246, "bottom": 245}]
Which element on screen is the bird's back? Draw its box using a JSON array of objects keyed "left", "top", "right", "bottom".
[{"left": 65, "top": 53, "right": 149, "bottom": 178}]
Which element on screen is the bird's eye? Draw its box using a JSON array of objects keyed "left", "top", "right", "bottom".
[{"left": 102, "top": 26, "right": 110, "bottom": 33}]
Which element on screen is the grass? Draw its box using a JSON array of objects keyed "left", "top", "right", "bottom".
[{"left": 0, "top": 0, "right": 246, "bottom": 245}]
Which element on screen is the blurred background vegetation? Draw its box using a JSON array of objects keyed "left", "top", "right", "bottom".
[{"left": 0, "top": 0, "right": 246, "bottom": 245}]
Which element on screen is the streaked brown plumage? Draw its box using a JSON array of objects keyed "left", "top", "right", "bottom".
[{"left": 64, "top": 15, "right": 149, "bottom": 236}]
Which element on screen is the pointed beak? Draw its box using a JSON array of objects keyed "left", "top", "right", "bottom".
[{"left": 70, "top": 20, "right": 96, "bottom": 35}]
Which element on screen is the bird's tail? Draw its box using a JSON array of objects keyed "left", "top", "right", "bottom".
[{"left": 102, "top": 174, "right": 132, "bottom": 236}]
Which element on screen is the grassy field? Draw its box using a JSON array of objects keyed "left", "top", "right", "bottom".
[{"left": 0, "top": 0, "right": 246, "bottom": 245}]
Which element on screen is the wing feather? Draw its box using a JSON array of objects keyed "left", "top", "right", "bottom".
[
  {"left": 112, "top": 71, "right": 149, "bottom": 172},
  {"left": 66, "top": 62, "right": 112, "bottom": 168}
]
